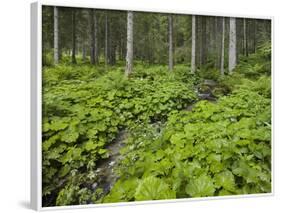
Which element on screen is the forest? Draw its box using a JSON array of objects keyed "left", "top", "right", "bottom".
[{"left": 42, "top": 6, "right": 272, "bottom": 207}]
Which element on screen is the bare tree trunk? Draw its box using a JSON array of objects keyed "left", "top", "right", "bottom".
[
  {"left": 54, "top": 6, "right": 59, "bottom": 64},
  {"left": 200, "top": 16, "right": 207, "bottom": 67},
  {"left": 168, "top": 15, "right": 173, "bottom": 71},
  {"left": 191, "top": 15, "right": 196, "bottom": 73},
  {"left": 243, "top": 18, "right": 248, "bottom": 56},
  {"left": 71, "top": 9, "right": 77, "bottom": 64},
  {"left": 215, "top": 17, "right": 221, "bottom": 69},
  {"left": 196, "top": 17, "right": 201, "bottom": 67},
  {"left": 253, "top": 20, "right": 257, "bottom": 53},
  {"left": 125, "top": 11, "right": 134, "bottom": 76},
  {"left": 89, "top": 9, "right": 96, "bottom": 64},
  {"left": 105, "top": 13, "right": 108, "bottom": 67},
  {"left": 229, "top": 17, "right": 237, "bottom": 73},
  {"left": 220, "top": 17, "right": 225, "bottom": 75},
  {"left": 94, "top": 12, "right": 98, "bottom": 64},
  {"left": 82, "top": 43, "right": 86, "bottom": 62}
]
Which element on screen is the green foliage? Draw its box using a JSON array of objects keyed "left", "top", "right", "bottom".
[
  {"left": 106, "top": 75, "right": 271, "bottom": 201},
  {"left": 185, "top": 174, "right": 215, "bottom": 197},
  {"left": 135, "top": 176, "right": 176, "bottom": 201},
  {"left": 42, "top": 64, "right": 197, "bottom": 206},
  {"left": 43, "top": 49, "right": 271, "bottom": 206},
  {"left": 236, "top": 42, "right": 271, "bottom": 78}
]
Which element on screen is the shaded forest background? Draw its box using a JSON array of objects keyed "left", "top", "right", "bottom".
[{"left": 42, "top": 6, "right": 271, "bottom": 73}]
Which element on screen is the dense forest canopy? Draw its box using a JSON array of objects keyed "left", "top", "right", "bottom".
[{"left": 42, "top": 6, "right": 271, "bottom": 207}]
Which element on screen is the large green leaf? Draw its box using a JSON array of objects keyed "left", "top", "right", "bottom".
[
  {"left": 214, "top": 170, "right": 236, "bottom": 191},
  {"left": 135, "top": 176, "right": 176, "bottom": 201},
  {"left": 185, "top": 174, "right": 215, "bottom": 197}
]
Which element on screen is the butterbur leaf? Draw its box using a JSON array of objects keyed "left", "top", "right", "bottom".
[
  {"left": 84, "top": 140, "right": 98, "bottom": 151},
  {"left": 135, "top": 176, "right": 176, "bottom": 201},
  {"left": 214, "top": 170, "right": 236, "bottom": 191},
  {"left": 59, "top": 164, "right": 71, "bottom": 177},
  {"left": 61, "top": 131, "right": 79, "bottom": 143},
  {"left": 103, "top": 178, "right": 139, "bottom": 203},
  {"left": 49, "top": 117, "right": 69, "bottom": 131},
  {"left": 218, "top": 189, "right": 234, "bottom": 196},
  {"left": 170, "top": 133, "right": 185, "bottom": 148},
  {"left": 98, "top": 149, "right": 107, "bottom": 155},
  {"left": 185, "top": 174, "right": 215, "bottom": 197}
]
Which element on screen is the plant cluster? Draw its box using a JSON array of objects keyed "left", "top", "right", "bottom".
[
  {"left": 103, "top": 76, "right": 271, "bottom": 202},
  {"left": 42, "top": 65, "right": 197, "bottom": 206}
]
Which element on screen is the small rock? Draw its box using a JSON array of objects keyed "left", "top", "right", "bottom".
[
  {"left": 109, "top": 161, "right": 115, "bottom": 167},
  {"left": 92, "top": 183, "right": 98, "bottom": 190}
]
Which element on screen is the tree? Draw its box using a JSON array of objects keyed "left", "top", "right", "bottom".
[
  {"left": 253, "top": 19, "right": 257, "bottom": 53},
  {"left": 220, "top": 17, "right": 225, "bottom": 75},
  {"left": 229, "top": 17, "right": 236, "bottom": 73},
  {"left": 89, "top": 9, "right": 97, "bottom": 64},
  {"left": 191, "top": 15, "right": 196, "bottom": 73},
  {"left": 168, "top": 15, "right": 173, "bottom": 71},
  {"left": 54, "top": 6, "right": 59, "bottom": 64},
  {"left": 71, "top": 9, "right": 77, "bottom": 64},
  {"left": 200, "top": 16, "right": 207, "bottom": 66},
  {"left": 243, "top": 18, "right": 248, "bottom": 56},
  {"left": 125, "top": 11, "right": 134, "bottom": 76},
  {"left": 105, "top": 13, "right": 108, "bottom": 67}
]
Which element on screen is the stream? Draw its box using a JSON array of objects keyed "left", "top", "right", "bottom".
[
  {"left": 90, "top": 79, "right": 219, "bottom": 200},
  {"left": 90, "top": 130, "right": 127, "bottom": 200}
]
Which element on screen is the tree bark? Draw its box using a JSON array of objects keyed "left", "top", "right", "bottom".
[
  {"left": 220, "top": 17, "right": 225, "bottom": 75},
  {"left": 229, "top": 17, "right": 237, "bottom": 73},
  {"left": 243, "top": 18, "right": 248, "bottom": 56},
  {"left": 105, "top": 13, "right": 108, "bottom": 67},
  {"left": 54, "top": 6, "right": 59, "bottom": 64},
  {"left": 82, "top": 43, "right": 86, "bottom": 62},
  {"left": 200, "top": 16, "right": 207, "bottom": 67},
  {"left": 168, "top": 15, "right": 173, "bottom": 71},
  {"left": 89, "top": 9, "right": 96, "bottom": 64},
  {"left": 94, "top": 12, "right": 98, "bottom": 64},
  {"left": 71, "top": 9, "right": 77, "bottom": 64},
  {"left": 125, "top": 11, "right": 134, "bottom": 76},
  {"left": 191, "top": 15, "right": 196, "bottom": 73},
  {"left": 253, "top": 19, "right": 257, "bottom": 53},
  {"left": 215, "top": 17, "right": 221, "bottom": 69}
]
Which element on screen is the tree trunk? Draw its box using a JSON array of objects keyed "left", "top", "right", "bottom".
[
  {"left": 196, "top": 17, "right": 201, "bottom": 67},
  {"left": 54, "top": 6, "right": 59, "bottom": 64},
  {"left": 125, "top": 11, "right": 134, "bottom": 76},
  {"left": 220, "top": 17, "right": 225, "bottom": 75},
  {"left": 168, "top": 15, "right": 173, "bottom": 71},
  {"left": 243, "top": 18, "right": 248, "bottom": 56},
  {"left": 82, "top": 43, "right": 86, "bottom": 62},
  {"left": 253, "top": 19, "right": 257, "bottom": 53},
  {"left": 89, "top": 9, "right": 96, "bottom": 64},
  {"left": 94, "top": 12, "right": 98, "bottom": 64},
  {"left": 216, "top": 17, "right": 221, "bottom": 69},
  {"left": 71, "top": 9, "right": 77, "bottom": 64},
  {"left": 229, "top": 17, "right": 237, "bottom": 73},
  {"left": 105, "top": 13, "right": 108, "bottom": 67},
  {"left": 200, "top": 16, "right": 207, "bottom": 67},
  {"left": 191, "top": 15, "right": 196, "bottom": 73}
]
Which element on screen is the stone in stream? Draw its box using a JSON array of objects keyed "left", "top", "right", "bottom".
[
  {"left": 109, "top": 161, "right": 115, "bottom": 167},
  {"left": 92, "top": 182, "right": 98, "bottom": 190}
]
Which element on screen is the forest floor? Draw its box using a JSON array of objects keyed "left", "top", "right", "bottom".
[
  {"left": 42, "top": 46, "right": 271, "bottom": 206},
  {"left": 89, "top": 78, "right": 220, "bottom": 202}
]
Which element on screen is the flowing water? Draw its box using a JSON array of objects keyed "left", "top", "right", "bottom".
[
  {"left": 90, "top": 79, "right": 219, "bottom": 199},
  {"left": 90, "top": 130, "right": 127, "bottom": 199}
]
